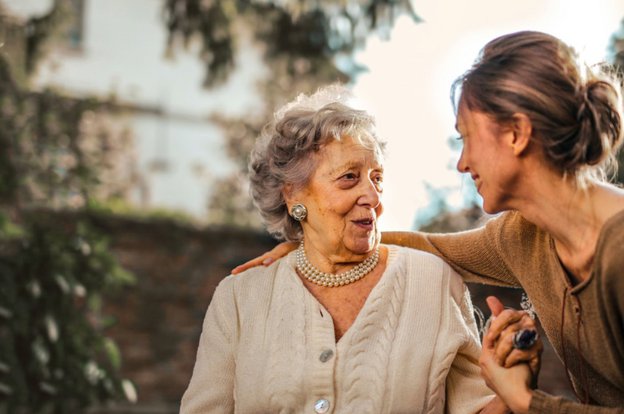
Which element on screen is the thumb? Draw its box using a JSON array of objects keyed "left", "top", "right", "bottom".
[{"left": 486, "top": 296, "right": 505, "bottom": 317}]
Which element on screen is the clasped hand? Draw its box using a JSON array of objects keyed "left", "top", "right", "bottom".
[{"left": 480, "top": 296, "right": 543, "bottom": 414}]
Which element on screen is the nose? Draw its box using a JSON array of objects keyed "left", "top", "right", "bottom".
[
  {"left": 456, "top": 148, "right": 469, "bottom": 174},
  {"left": 358, "top": 177, "right": 382, "bottom": 208}
]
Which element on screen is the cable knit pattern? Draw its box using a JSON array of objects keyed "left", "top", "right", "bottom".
[
  {"left": 425, "top": 349, "right": 459, "bottom": 414},
  {"left": 180, "top": 245, "right": 493, "bottom": 414},
  {"left": 342, "top": 250, "right": 406, "bottom": 413},
  {"left": 265, "top": 266, "right": 307, "bottom": 412}
]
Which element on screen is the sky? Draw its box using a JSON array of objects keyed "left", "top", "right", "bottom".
[{"left": 352, "top": 0, "right": 624, "bottom": 231}]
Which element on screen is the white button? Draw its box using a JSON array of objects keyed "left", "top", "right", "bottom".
[{"left": 314, "top": 398, "right": 330, "bottom": 413}]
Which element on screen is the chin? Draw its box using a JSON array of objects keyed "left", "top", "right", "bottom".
[
  {"left": 481, "top": 198, "right": 506, "bottom": 215},
  {"left": 358, "top": 237, "right": 381, "bottom": 254},
  {"left": 482, "top": 204, "right": 498, "bottom": 214},
  {"left": 346, "top": 238, "right": 376, "bottom": 255}
]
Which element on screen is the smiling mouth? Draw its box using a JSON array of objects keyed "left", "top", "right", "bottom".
[
  {"left": 353, "top": 218, "right": 375, "bottom": 229},
  {"left": 471, "top": 175, "right": 481, "bottom": 188}
]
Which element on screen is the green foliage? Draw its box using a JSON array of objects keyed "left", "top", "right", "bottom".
[
  {"left": 87, "top": 198, "right": 199, "bottom": 226},
  {"left": 607, "top": 18, "right": 624, "bottom": 184},
  {"left": 165, "top": 0, "right": 420, "bottom": 224},
  {"left": 24, "top": 0, "right": 74, "bottom": 75},
  {"left": 0, "top": 214, "right": 135, "bottom": 413},
  {"left": 0, "top": 8, "right": 137, "bottom": 411},
  {"left": 0, "top": 53, "right": 136, "bottom": 210},
  {"left": 164, "top": 0, "right": 420, "bottom": 86}
]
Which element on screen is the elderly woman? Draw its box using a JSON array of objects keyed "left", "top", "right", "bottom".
[{"left": 180, "top": 86, "right": 497, "bottom": 413}]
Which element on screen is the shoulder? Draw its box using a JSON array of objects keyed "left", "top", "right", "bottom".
[
  {"left": 596, "top": 209, "right": 624, "bottom": 286},
  {"left": 222, "top": 260, "right": 280, "bottom": 288},
  {"left": 489, "top": 210, "right": 542, "bottom": 241},
  {"left": 213, "top": 257, "right": 289, "bottom": 305},
  {"left": 388, "top": 245, "right": 466, "bottom": 305},
  {"left": 599, "top": 208, "right": 624, "bottom": 251},
  {"left": 389, "top": 244, "right": 450, "bottom": 272}
]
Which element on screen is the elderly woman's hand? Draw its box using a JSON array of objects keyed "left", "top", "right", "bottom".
[
  {"left": 231, "top": 241, "right": 298, "bottom": 274},
  {"left": 484, "top": 296, "right": 542, "bottom": 377}
]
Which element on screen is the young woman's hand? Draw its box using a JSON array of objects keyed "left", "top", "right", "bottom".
[
  {"left": 231, "top": 241, "right": 298, "bottom": 274},
  {"left": 478, "top": 396, "right": 511, "bottom": 414},
  {"left": 479, "top": 296, "right": 543, "bottom": 414},
  {"left": 484, "top": 296, "right": 542, "bottom": 376}
]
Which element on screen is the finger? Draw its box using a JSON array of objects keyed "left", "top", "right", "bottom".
[
  {"left": 494, "top": 324, "right": 519, "bottom": 365},
  {"left": 494, "top": 315, "right": 539, "bottom": 361},
  {"left": 529, "top": 354, "right": 542, "bottom": 378},
  {"left": 231, "top": 255, "right": 272, "bottom": 274},
  {"left": 276, "top": 241, "right": 298, "bottom": 255},
  {"left": 503, "top": 348, "right": 537, "bottom": 368},
  {"left": 486, "top": 296, "right": 505, "bottom": 317},
  {"left": 231, "top": 241, "right": 299, "bottom": 274},
  {"left": 505, "top": 344, "right": 543, "bottom": 375},
  {"left": 486, "top": 309, "right": 526, "bottom": 343},
  {"left": 479, "top": 351, "right": 498, "bottom": 391}
]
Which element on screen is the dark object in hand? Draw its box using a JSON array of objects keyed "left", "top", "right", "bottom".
[{"left": 512, "top": 329, "right": 539, "bottom": 350}]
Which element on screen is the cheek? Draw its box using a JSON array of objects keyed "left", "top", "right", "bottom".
[{"left": 376, "top": 202, "right": 384, "bottom": 218}]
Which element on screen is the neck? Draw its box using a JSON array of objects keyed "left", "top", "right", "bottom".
[
  {"left": 302, "top": 238, "right": 376, "bottom": 274},
  {"left": 516, "top": 177, "right": 596, "bottom": 250},
  {"left": 509, "top": 172, "right": 624, "bottom": 280}
]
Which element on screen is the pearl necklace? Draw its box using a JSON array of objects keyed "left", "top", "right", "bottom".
[{"left": 295, "top": 241, "right": 380, "bottom": 287}]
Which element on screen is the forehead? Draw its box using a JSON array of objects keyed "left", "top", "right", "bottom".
[
  {"left": 456, "top": 103, "right": 498, "bottom": 134},
  {"left": 317, "top": 135, "right": 384, "bottom": 171}
]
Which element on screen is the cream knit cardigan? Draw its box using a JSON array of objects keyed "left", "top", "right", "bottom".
[{"left": 181, "top": 246, "right": 493, "bottom": 413}]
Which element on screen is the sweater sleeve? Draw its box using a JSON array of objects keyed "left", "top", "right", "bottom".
[
  {"left": 445, "top": 271, "right": 495, "bottom": 414},
  {"left": 529, "top": 390, "right": 624, "bottom": 413},
  {"left": 180, "top": 277, "right": 237, "bottom": 414},
  {"left": 383, "top": 212, "right": 521, "bottom": 287}
]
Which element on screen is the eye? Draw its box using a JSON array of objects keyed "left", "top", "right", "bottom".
[
  {"left": 453, "top": 134, "right": 464, "bottom": 141},
  {"left": 372, "top": 173, "right": 384, "bottom": 191},
  {"left": 340, "top": 172, "right": 358, "bottom": 181},
  {"left": 337, "top": 171, "right": 359, "bottom": 189}
]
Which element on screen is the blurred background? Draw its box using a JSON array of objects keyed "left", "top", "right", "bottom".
[{"left": 0, "top": 0, "right": 623, "bottom": 412}]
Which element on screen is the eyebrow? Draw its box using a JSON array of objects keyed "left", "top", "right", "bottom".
[{"left": 330, "top": 161, "right": 384, "bottom": 176}]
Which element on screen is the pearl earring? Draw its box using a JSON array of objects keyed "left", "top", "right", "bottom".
[{"left": 290, "top": 203, "right": 307, "bottom": 221}]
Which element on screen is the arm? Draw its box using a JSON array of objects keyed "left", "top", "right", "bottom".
[
  {"left": 528, "top": 392, "right": 624, "bottom": 414},
  {"left": 383, "top": 214, "right": 521, "bottom": 287},
  {"left": 233, "top": 213, "right": 520, "bottom": 286},
  {"left": 231, "top": 241, "right": 297, "bottom": 274},
  {"left": 481, "top": 297, "right": 624, "bottom": 414},
  {"left": 180, "top": 278, "right": 237, "bottom": 414},
  {"left": 480, "top": 361, "right": 624, "bottom": 414}
]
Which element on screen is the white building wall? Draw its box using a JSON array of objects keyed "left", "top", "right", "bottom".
[{"left": 3, "top": 0, "right": 267, "bottom": 218}]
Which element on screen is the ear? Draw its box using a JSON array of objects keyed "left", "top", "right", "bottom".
[
  {"left": 510, "top": 113, "right": 532, "bottom": 156},
  {"left": 282, "top": 183, "right": 296, "bottom": 209}
]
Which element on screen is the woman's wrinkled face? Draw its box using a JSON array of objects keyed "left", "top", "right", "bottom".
[
  {"left": 291, "top": 135, "right": 384, "bottom": 259},
  {"left": 455, "top": 102, "right": 519, "bottom": 213}
]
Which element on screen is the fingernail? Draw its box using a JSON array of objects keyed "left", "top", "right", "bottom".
[{"left": 262, "top": 258, "right": 273, "bottom": 265}]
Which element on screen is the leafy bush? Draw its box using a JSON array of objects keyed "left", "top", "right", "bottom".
[{"left": 0, "top": 213, "right": 135, "bottom": 414}]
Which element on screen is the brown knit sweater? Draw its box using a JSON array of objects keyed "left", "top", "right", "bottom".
[{"left": 386, "top": 209, "right": 624, "bottom": 413}]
